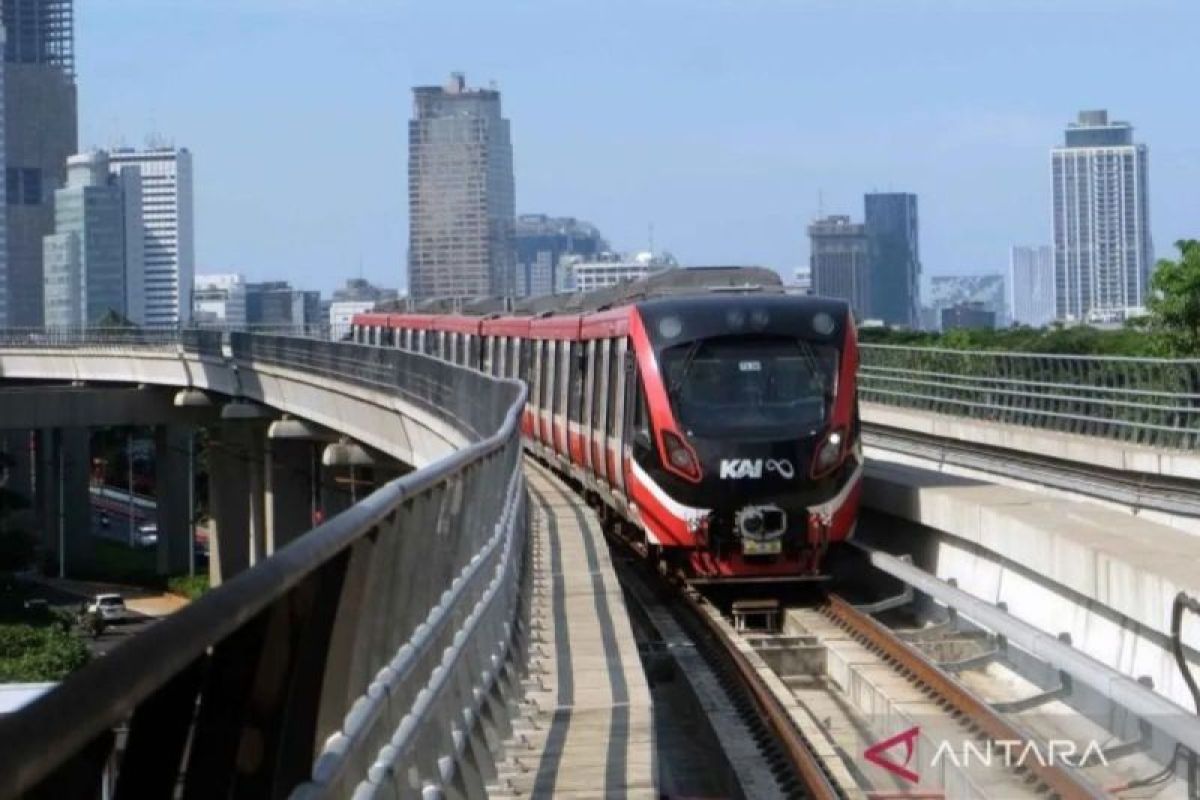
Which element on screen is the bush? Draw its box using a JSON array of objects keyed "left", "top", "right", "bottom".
[
  {"left": 167, "top": 574, "right": 209, "bottom": 600},
  {"left": 0, "top": 623, "right": 89, "bottom": 681}
]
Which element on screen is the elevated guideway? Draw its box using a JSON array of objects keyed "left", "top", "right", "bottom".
[{"left": 857, "top": 344, "right": 1200, "bottom": 712}]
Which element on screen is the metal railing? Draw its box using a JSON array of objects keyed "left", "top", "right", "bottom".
[
  {"left": 859, "top": 344, "right": 1200, "bottom": 450},
  {"left": 0, "top": 333, "right": 530, "bottom": 799}
]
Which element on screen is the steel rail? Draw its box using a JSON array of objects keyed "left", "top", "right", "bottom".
[
  {"left": 823, "top": 594, "right": 1106, "bottom": 799},
  {"left": 676, "top": 589, "right": 843, "bottom": 799},
  {"left": 849, "top": 542, "right": 1200, "bottom": 759}
]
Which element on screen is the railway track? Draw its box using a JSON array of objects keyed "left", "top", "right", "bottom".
[{"left": 540, "top": 461, "right": 1198, "bottom": 798}]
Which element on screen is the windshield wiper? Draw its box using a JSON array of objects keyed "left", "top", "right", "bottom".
[{"left": 667, "top": 339, "right": 703, "bottom": 398}]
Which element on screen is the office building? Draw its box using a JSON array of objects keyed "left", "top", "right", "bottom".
[
  {"left": 515, "top": 214, "right": 607, "bottom": 297},
  {"left": 808, "top": 215, "right": 869, "bottom": 319},
  {"left": 331, "top": 277, "right": 400, "bottom": 305},
  {"left": 1051, "top": 110, "right": 1152, "bottom": 322},
  {"left": 793, "top": 267, "right": 812, "bottom": 294},
  {"left": 1009, "top": 246, "right": 1055, "bottom": 327},
  {"left": 928, "top": 274, "right": 1006, "bottom": 329},
  {"left": 864, "top": 193, "right": 921, "bottom": 328},
  {"left": 408, "top": 72, "right": 516, "bottom": 301},
  {"left": 193, "top": 273, "right": 247, "bottom": 327},
  {"left": 42, "top": 151, "right": 143, "bottom": 327},
  {"left": 941, "top": 302, "right": 996, "bottom": 331},
  {"left": 245, "top": 281, "right": 319, "bottom": 327},
  {"left": 2, "top": 0, "right": 78, "bottom": 327},
  {"left": 108, "top": 146, "right": 194, "bottom": 327},
  {"left": 562, "top": 251, "right": 677, "bottom": 292},
  {"left": 329, "top": 300, "right": 375, "bottom": 331}
]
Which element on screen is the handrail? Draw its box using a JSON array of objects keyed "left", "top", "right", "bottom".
[
  {"left": 859, "top": 344, "right": 1200, "bottom": 450},
  {"left": 0, "top": 331, "right": 529, "bottom": 799}
]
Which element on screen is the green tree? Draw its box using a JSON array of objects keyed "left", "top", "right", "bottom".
[{"left": 1146, "top": 240, "right": 1200, "bottom": 356}]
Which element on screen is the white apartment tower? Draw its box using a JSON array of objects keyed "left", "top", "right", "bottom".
[
  {"left": 1051, "top": 110, "right": 1152, "bottom": 322},
  {"left": 1008, "top": 245, "right": 1055, "bottom": 328},
  {"left": 108, "top": 146, "right": 194, "bottom": 326}
]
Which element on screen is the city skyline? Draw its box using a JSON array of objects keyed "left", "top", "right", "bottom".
[{"left": 68, "top": 2, "right": 1199, "bottom": 296}]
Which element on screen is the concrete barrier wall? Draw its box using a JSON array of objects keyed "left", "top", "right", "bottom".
[
  {"left": 862, "top": 402, "right": 1200, "bottom": 482},
  {"left": 862, "top": 455, "right": 1200, "bottom": 711}
]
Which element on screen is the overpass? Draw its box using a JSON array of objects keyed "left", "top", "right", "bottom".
[{"left": 0, "top": 332, "right": 1198, "bottom": 797}]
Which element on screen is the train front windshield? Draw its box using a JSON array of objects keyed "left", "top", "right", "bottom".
[{"left": 661, "top": 335, "right": 838, "bottom": 439}]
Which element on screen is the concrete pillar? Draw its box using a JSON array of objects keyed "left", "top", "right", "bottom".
[
  {"left": 319, "top": 464, "right": 355, "bottom": 521},
  {"left": 1, "top": 430, "right": 35, "bottom": 501},
  {"left": 247, "top": 432, "right": 267, "bottom": 568},
  {"left": 34, "top": 429, "right": 92, "bottom": 577},
  {"left": 207, "top": 423, "right": 252, "bottom": 586},
  {"left": 265, "top": 438, "right": 314, "bottom": 553},
  {"left": 154, "top": 426, "right": 192, "bottom": 576}
]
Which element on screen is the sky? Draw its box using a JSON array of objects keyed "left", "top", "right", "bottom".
[{"left": 77, "top": 0, "right": 1200, "bottom": 295}]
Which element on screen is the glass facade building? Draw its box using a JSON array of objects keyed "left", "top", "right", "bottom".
[
  {"left": 1, "top": 0, "right": 77, "bottom": 327},
  {"left": 1009, "top": 245, "right": 1055, "bottom": 327},
  {"left": 808, "top": 215, "right": 869, "bottom": 320},
  {"left": 514, "top": 214, "right": 607, "bottom": 297},
  {"left": 408, "top": 73, "right": 515, "bottom": 301},
  {"left": 1051, "top": 110, "right": 1152, "bottom": 322},
  {"left": 107, "top": 147, "right": 194, "bottom": 327},
  {"left": 42, "top": 151, "right": 143, "bottom": 327},
  {"left": 864, "top": 192, "right": 921, "bottom": 327}
]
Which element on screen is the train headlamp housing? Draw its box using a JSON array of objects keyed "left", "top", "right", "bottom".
[
  {"left": 811, "top": 427, "right": 846, "bottom": 479},
  {"left": 660, "top": 430, "right": 702, "bottom": 483}
]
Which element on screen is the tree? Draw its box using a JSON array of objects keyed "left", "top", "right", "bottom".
[
  {"left": 94, "top": 309, "right": 136, "bottom": 329},
  {"left": 1146, "top": 240, "right": 1200, "bottom": 356}
]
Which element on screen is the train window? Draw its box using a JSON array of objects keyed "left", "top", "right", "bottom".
[
  {"left": 633, "top": 368, "right": 650, "bottom": 440},
  {"left": 559, "top": 341, "right": 571, "bottom": 422},
  {"left": 568, "top": 341, "right": 584, "bottom": 423},
  {"left": 591, "top": 340, "right": 605, "bottom": 433}
]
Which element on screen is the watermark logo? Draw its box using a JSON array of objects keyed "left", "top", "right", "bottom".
[{"left": 863, "top": 725, "right": 921, "bottom": 783}]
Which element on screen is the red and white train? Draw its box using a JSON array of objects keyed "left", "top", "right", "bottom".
[{"left": 351, "top": 268, "right": 863, "bottom": 582}]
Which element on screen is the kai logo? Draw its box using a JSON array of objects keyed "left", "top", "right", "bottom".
[{"left": 719, "top": 459, "right": 795, "bottom": 480}]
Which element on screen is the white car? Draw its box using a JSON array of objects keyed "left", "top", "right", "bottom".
[
  {"left": 135, "top": 522, "right": 158, "bottom": 548},
  {"left": 87, "top": 594, "right": 127, "bottom": 621}
]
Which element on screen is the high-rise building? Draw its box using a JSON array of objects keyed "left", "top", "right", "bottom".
[
  {"left": 928, "top": 274, "right": 1007, "bottom": 328},
  {"left": 42, "top": 151, "right": 143, "bottom": 327},
  {"left": 408, "top": 72, "right": 516, "bottom": 301},
  {"left": 1009, "top": 245, "right": 1055, "bottom": 327},
  {"left": 108, "top": 146, "right": 194, "bottom": 327},
  {"left": 941, "top": 302, "right": 996, "bottom": 331},
  {"left": 808, "top": 215, "right": 869, "bottom": 319},
  {"left": 864, "top": 193, "right": 921, "bottom": 327},
  {"left": 245, "top": 281, "right": 319, "bottom": 327},
  {"left": 2, "top": 0, "right": 78, "bottom": 327},
  {"left": 193, "top": 273, "right": 247, "bottom": 327},
  {"left": 1051, "top": 110, "right": 1152, "bottom": 322},
  {"left": 515, "top": 214, "right": 607, "bottom": 297}
]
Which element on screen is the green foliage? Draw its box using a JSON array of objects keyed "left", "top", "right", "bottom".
[
  {"left": 1146, "top": 240, "right": 1200, "bottom": 356},
  {"left": 0, "top": 623, "right": 90, "bottom": 681},
  {"left": 858, "top": 323, "right": 1162, "bottom": 356},
  {"left": 167, "top": 574, "right": 209, "bottom": 600}
]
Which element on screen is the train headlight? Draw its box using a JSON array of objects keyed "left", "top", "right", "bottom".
[
  {"left": 811, "top": 428, "right": 846, "bottom": 478},
  {"left": 661, "top": 430, "right": 702, "bottom": 483}
]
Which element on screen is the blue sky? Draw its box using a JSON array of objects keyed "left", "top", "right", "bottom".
[{"left": 77, "top": 0, "right": 1199, "bottom": 294}]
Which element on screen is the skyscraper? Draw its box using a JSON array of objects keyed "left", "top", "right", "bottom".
[
  {"left": 1009, "top": 245, "right": 1055, "bottom": 327},
  {"left": 515, "top": 214, "right": 607, "bottom": 297},
  {"left": 1051, "top": 110, "right": 1152, "bottom": 322},
  {"left": 42, "top": 151, "right": 143, "bottom": 327},
  {"left": 108, "top": 147, "right": 195, "bottom": 326},
  {"left": 1, "top": 0, "right": 78, "bottom": 327},
  {"left": 408, "top": 72, "right": 515, "bottom": 301},
  {"left": 808, "top": 215, "right": 869, "bottom": 320},
  {"left": 864, "top": 193, "right": 921, "bottom": 328}
]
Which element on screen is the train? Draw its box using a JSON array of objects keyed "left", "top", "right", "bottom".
[{"left": 351, "top": 267, "right": 863, "bottom": 582}]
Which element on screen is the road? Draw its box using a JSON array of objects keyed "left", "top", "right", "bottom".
[{"left": 17, "top": 577, "right": 162, "bottom": 658}]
